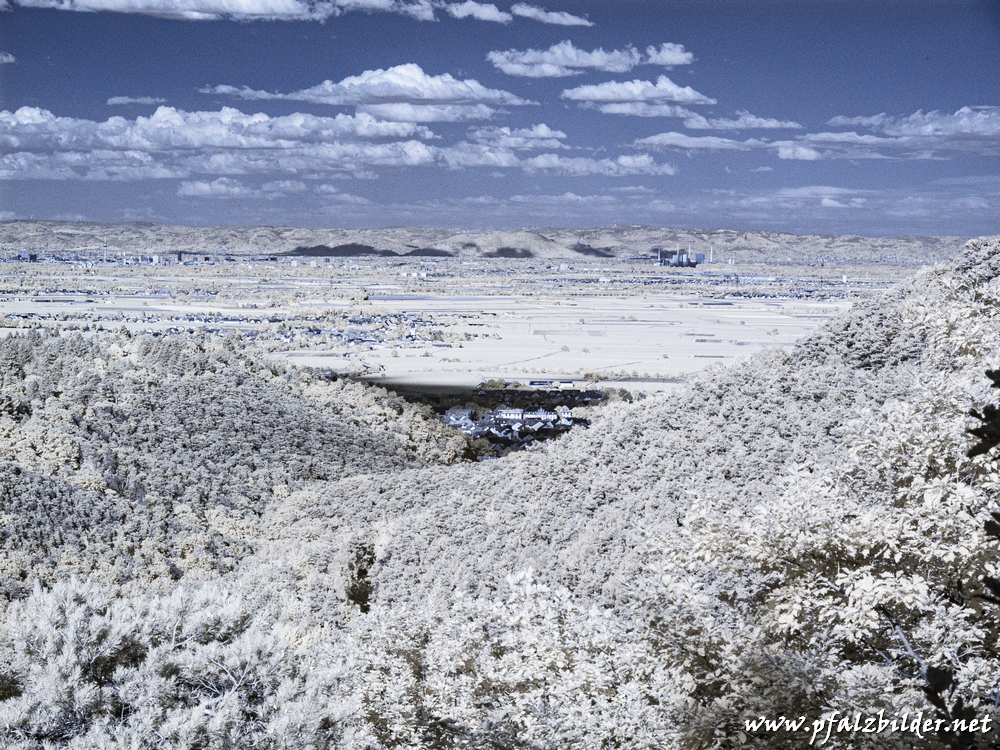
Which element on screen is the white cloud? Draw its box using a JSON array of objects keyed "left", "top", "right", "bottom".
[
  {"left": 818, "top": 106, "right": 1000, "bottom": 158},
  {"left": 729, "top": 185, "right": 880, "bottom": 218},
  {"left": 630, "top": 130, "right": 896, "bottom": 161},
  {"left": 644, "top": 43, "right": 693, "bottom": 67},
  {"left": 107, "top": 96, "right": 168, "bottom": 106},
  {"left": 561, "top": 76, "right": 716, "bottom": 105},
  {"left": 356, "top": 103, "right": 496, "bottom": 122},
  {"left": 0, "top": 149, "right": 186, "bottom": 181},
  {"left": 8, "top": 0, "right": 439, "bottom": 21},
  {"left": 488, "top": 40, "right": 694, "bottom": 78},
  {"left": 509, "top": 3, "right": 591, "bottom": 26},
  {"left": 315, "top": 184, "right": 371, "bottom": 203},
  {"left": 204, "top": 63, "right": 530, "bottom": 122},
  {"left": 609, "top": 185, "right": 656, "bottom": 193},
  {"left": 0, "top": 52, "right": 15, "bottom": 65},
  {"left": 634, "top": 132, "right": 758, "bottom": 151},
  {"left": 761, "top": 134, "right": 899, "bottom": 162},
  {"left": 1, "top": 103, "right": 607, "bottom": 182},
  {"left": 0, "top": 106, "right": 433, "bottom": 152},
  {"left": 178, "top": 177, "right": 255, "bottom": 197},
  {"left": 683, "top": 110, "right": 802, "bottom": 130},
  {"left": 469, "top": 123, "right": 567, "bottom": 150},
  {"left": 436, "top": 142, "right": 521, "bottom": 169},
  {"left": 0, "top": 105, "right": 440, "bottom": 180},
  {"left": 488, "top": 40, "right": 642, "bottom": 78},
  {"left": 509, "top": 191, "right": 617, "bottom": 205},
  {"left": 522, "top": 152, "right": 676, "bottom": 176},
  {"left": 443, "top": 0, "right": 510, "bottom": 22},
  {"left": 827, "top": 106, "right": 1000, "bottom": 138},
  {"left": 774, "top": 144, "right": 821, "bottom": 160},
  {"left": 751, "top": 166, "right": 773, "bottom": 172},
  {"left": 772, "top": 186, "right": 861, "bottom": 200},
  {"left": 396, "top": 0, "right": 436, "bottom": 21},
  {"left": 592, "top": 103, "right": 799, "bottom": 132},
  {"left": 799, "top": 131, "right": 896, "bottom": 146},
  {"left": 261, "top": 179, "right": 307, "bottom": 194},
  {"left": 324, "top": 191, "right": 371, "bottom": 204},
  {"left": 594, "top": 103, "right": 697, "bottom": 118}
]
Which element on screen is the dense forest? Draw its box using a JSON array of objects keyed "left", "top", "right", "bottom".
[{"left": 1, "top": 237, "right": 999, "bottom": 749}]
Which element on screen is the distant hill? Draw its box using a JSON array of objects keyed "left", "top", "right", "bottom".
[{"left": 0, "top": 220, "right": 969, "bottom": 266}]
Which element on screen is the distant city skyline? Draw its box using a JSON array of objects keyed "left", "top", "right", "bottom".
[{"left": 1, "top": 0, "right": 998, "bottom": 236}]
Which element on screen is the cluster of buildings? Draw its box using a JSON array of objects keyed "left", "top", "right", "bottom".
[
  {"left": 653, "top": 245, "right": 711, "bottom": 267},
  {"left": 443, "top": 405, "right": 580, "bottom": 448}
]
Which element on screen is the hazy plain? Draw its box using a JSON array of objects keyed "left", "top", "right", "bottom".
[{"left": 0, "top": 253, "right": 909, "bottom": 392}]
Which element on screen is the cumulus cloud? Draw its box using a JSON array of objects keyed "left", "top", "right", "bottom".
[
  {"left": 509, "top": 191, "right": 617, "bottom": 205},
  {"left": 772, "top": 186, "right": 863, "bottom": 200},
  {"left": 204, "top": 63, "right": 530, "bottom": 121},
  {"left": 488, "top": 40, "right": 693, "bottom": 78},
  {"left": 1, "top": 103, "right": 608, "bottom": 183},
  {"left": 0, "top": 149, "right": 186, "bottom": 181},
  {"left": 488, "top": 41, "right": 642, "bottom": 77},
  {"left": 522, "top": 152, "right": 676, "bottom": 176},
  {"left": 0, "top": 105, "right": 439, "bottom": 180},
  {"left": 436, "top": 142, "right": 521, "bottom": 169},
  {"left": 261, "top": 178, "right": 308, "bottom": 194},
  {"left": 799, "top": 131, "right": 897, "bottom": 146},
  {"left": 443, "top": 0, "right": 510, "bottom": 22},
  {"left": 630, "top": 130, "right": 883, "bottom": 161},
  {"left": 818, "top": 106, "right": 1000, "bottom": 158},
  {"left": 593, "top": 103, "right": 697, "bottom": 118},
  {"left": 773, "top": 144, "right": 821, "bottom": 160},
  {"left": 727, "top": 185, "right": 878, "bottom": 217},
  {"left": 592, "top": 103, "right": 799, "bottom": 132},
  {"left": 7, "top": 0, "right": 438, "bottom": 21},
  {"left": 644, "top": 43, "right": 693, "bottom": 67},
  {"left": 509, "top": 3, "right": 592, "bottom": 26},
  {"left": 0, "top": 52, "right": 15, "bottom": 65},
  {"left": 683, "top": 110, "right": 802, "bottom": 130},
  {"left": 634, "top": 132, "right": 759, "bottom": 151},
  {"left": 468, "top": 123, "right": 567, "bottom": 150},
  {"left": 561, "top": 76, "right": 715, "bottom": 105},
  {"left": 356, "top": 103, "right": 497, "bottom": 122},
  {"left": 318, "top": 188, "right": 371, "bottom": 204},
  {"left": 178, "top": 177, "right": 256, "bottom": 198},
  {"left": 828, "top": 106, "right": 1000, "bottom": 138},
  {"left": 316, "top": 183, "right": 370, "bottom": 204},
  {"left": 761, "top": 133, "right": 907, "bottom": 162},
  {"left": 691, "top": 185, "right": 924, "bottom": 233},
  {"left": 0, "top": 106, "right": 433, "bottom": 152},
  {"left": 107, "top": 96, "right": 168, "bottom": 106}
]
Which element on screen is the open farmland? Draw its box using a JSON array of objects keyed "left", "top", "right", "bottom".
[{"left": 0, "top": 248, "right": 908, "bottom": 392}]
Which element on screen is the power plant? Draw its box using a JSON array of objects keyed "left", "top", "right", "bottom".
[{"left": 653, "top": 244, "right": 711, "bottom": 267}]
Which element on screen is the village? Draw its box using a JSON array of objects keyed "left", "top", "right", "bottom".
[{"left": 443, "top": 403, "right": 584, "bottom": 454}]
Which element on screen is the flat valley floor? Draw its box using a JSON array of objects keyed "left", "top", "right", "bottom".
[{"left": 0, "top": 257, "right": 903, "bottom": 392}]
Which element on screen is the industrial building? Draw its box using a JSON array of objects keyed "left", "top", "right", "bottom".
[{"left": 653, "top": 245, "right": 712, "bottom": 267}]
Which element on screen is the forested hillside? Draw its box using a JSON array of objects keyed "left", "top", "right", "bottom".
[{"left": 1, "top": 237, "right": 999, "bottom": 749}]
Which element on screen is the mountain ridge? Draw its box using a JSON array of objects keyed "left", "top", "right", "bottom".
[{"left": 0, "top": 220, "right": 969, "bottom": 265}]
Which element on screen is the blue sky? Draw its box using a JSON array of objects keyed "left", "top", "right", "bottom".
[{"left": 1, "top": 0, "right": 997, "bottom": 235}]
